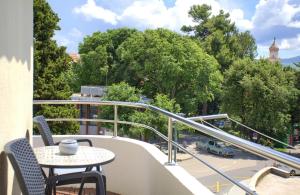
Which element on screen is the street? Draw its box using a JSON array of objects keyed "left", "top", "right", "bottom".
[{"left": 177, "top": 141, "right": 273, "bottom": 194}]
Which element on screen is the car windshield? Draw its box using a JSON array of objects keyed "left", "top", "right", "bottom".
[{"left": 217, "top": 142, "right": 226, "bottom": 147}]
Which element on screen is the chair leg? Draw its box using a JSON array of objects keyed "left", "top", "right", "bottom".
[
  {"left": 96, "top": 166, "right": 106, "bottom": 193},
  {"left": 49, "top": 168, "right": 56, "bottom": 195},
  {"left": 78, "top": 180, "right": 85, "bottom": 195},
  {"left": 78, "top": 166, "right": 93, "bottom": 194}
]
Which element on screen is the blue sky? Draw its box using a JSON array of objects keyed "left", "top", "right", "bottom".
[{"left": 48, "top": 0, "right": 300, "bottom": 59}]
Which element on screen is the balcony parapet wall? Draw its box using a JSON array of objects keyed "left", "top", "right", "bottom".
[{"left": 33, "top": 135, "right": 213, "bottom": 195}]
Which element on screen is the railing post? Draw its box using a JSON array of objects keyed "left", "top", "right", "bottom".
[
  {"left": 114, "top": 105, "right": 118, "bottom": 137},
  {"left": 173, "top": 123, "right": 177, "bottom": 162},
  {"left": 166, "top": 117, "right": 175, "bottom": 165}
]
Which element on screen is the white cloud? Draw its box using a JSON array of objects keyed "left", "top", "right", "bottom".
[
  {"left": 230, "top": 9, "right": 253, "bottom": 30},
  {"left": 69, "top": 28, "right": 83, "bottom": 38},
  {"left": 252, "top": 0, "right": 300, "bottom": 29},
  {"left": 53, "top": 34, "right": 72, "bottom": 47},
  {"left": 73, "top": 0, "right": 252, "bottom": 31},
  {"left": 278, "top": 34, "right": 300, "bottom": 50},
  {"left": 73, "top": 0, "right": 118, "bottom": 25}
]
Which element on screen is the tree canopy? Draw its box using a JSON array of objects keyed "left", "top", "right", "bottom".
[
  {"left": 221, "top": 58, "right": 298, "bottom": 140},
  {"left": 117, "top": 28, "right": 223, "bottom": 114},
  {"left": 76, "top": 28, "right": 222, "bottom": 114},
  {"left": 33, "top": 0, "right": 78, "bottom": 134},
  {"left": 182, "top": 4, "right": 257, "bottom": 70},
  {"left": 290, "top": 63, "right": 300, "bottom": 124},
  {"left": 99, "top": 82, "right": 181, "bottom": 141},
  {"left": 129, "top": 94, "right": 181, "bottom": 141},
  {"left": 74, "top": 28, "right": 138, "bottom": 88}
]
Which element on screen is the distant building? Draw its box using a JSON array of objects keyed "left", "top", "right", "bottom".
[
  {"left": 71, "top": 86, "right": 107, "bottom": 135},
  {"left": 69, "top": 53, "right": 80, "bottom": 63},
  {"left": 71, "top": 86, "right": 152, "bottom": 135},
  {"left": 269, "top": 38, "right": 279, "bottom": 62}
]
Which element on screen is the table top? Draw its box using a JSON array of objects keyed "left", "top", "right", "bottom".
[{"left": 34, "top": 146, "right": 115, "bottom": 168}]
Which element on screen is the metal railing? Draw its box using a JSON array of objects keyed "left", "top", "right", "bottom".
[
  {"left": 186, "top": 114, "right": 295, "bottom": 149},
  {"left": 34, "top": 100, "right": 300, "bottom": 195}
]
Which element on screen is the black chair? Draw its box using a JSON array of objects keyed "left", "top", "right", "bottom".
[
  {"left": 33, "top": 115, "right": 93, "bottom": 147},
  {"left": 4, "top": 138, "right": 105, "bottom": 195},
  {"left": 33, "top": 115, "right": 105, "bottom": 193}
]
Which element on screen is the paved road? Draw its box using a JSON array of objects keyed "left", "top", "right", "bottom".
[
  {"left": 176, "top": 133, "right": 300, "bottom": 194},
  {"left": 197, "top": 165, "right": 268, "bottom": 194},
  {"left": 178, "top": 141, "right": 273, "bottom": 194}
]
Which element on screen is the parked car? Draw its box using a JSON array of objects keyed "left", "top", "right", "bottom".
[{"left": 196, "top": 139, "right": 234, "bottom": 157}]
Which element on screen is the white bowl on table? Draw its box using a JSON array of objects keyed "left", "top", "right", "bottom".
[{"left": 59, "top": 139, "right": 78, "bottom": 155}]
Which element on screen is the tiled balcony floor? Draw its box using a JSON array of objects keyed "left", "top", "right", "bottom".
[{"left": 56, "top": 187, "right": 120, "bottom": 195}]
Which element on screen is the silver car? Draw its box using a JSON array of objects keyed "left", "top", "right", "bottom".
[{"left": 206, "top": 140, "right": 235, "bottom": 157}]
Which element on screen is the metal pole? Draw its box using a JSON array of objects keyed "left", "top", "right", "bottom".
[
  {"left": 114, "top": 105, "right": 118, "bottom": 137},
  {"left": 166, "top": 117, "right": 175, "bottom": 165},
  {"left": 173, "top": 124, "right": 177, "bottom": 162}
]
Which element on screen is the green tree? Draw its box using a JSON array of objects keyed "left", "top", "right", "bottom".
[
  {"left": 34, "top": 0, "right": 78, "bottom": 134},
  {"left": 98, "top": 83, "right": 181, "bottom": 141},
  {"left": 99, "top": 82, "right": 141, "bottom": 135},
  {"left": 129, "top": 94, "right": 181, "bottom": 141},
  {"left": 221, "top": 58, "right": 298, "bottom": 141},
  {"left": 75, "top": 28, "right": 138, "bottom": 87},
  {"left": 181, "top": 4, "right": 257, "bottom": 71},
  {"left": 117, "top": 28, "right": 222, "bottom": 114},
  {"left": 290, "top": 63, "right": 300, "bottom": 124}
]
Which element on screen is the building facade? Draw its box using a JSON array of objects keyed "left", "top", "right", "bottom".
[{"left": 71, "top": 86, "right": 107, "bottom": 135}]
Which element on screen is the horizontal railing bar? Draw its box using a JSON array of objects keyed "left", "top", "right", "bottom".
[
  {"left": 228, "top": 117, "right": 295, "bottom": 149},
  {"left": 34, "top": 100, "right": 300, "bottom": 170},
  {"left": 33, "top": 100, "right": 147, "bottom": 108},
  {"left": 188, "top": 114, "right": 229, "bottom": 121},
  {"left": 117, "top": 121, "right": 169, "bottom": 141},
  {"left": 45, "top": 118, "right": 114, "bottom": 123}
]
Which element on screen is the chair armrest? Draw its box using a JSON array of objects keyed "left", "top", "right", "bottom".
[
  {"left": 54, "top": 139, "right": 93, "bottom": 146},
  {"left": 47, "top": 171, "right": 105, "bottom": 195},
  {"left": 75, "top": 139, "right": 93, "bottom": 146}
]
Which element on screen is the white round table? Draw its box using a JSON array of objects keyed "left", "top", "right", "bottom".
[{"left": 34, "top": 146, "right": 115, "bottom": 168}]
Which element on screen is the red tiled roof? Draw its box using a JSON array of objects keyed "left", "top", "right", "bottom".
[{"left": 69, "top": 53, "right": 80, "bottom": 63}]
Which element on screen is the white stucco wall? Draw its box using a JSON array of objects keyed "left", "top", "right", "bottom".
[
  {"left": 0, "top": 0, "right": 33, "bottom": 194},
  {"left": 34, "top": 135, "right": 213, "bottom": 195}
]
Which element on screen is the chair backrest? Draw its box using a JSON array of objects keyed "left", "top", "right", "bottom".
[
  {"left": 33, "top": 115, "right": 54, "bottom": 146},
  {"left": 4, "top": 138, "right": 45, "bottom": 195}
]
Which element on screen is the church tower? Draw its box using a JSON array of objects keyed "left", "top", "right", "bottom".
[{"left": 269, "top": 37, "right": 279, "bottom": 62}]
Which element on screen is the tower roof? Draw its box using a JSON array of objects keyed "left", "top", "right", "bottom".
[{"left": 269, "top": 37, "right": 279, "bottom": 51}]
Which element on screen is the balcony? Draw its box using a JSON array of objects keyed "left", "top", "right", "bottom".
[
  {"left": 33, "top": 134, "right": 211, "bottom": 195},
  {"left": 30, "top": 100, "right": 300, "bottom": 195},
  {"left": 1, "top": 1, "right": 299, "bottom": 195}
]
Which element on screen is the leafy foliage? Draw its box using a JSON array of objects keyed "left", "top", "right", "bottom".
[
  {"left": 182, "top": 4, "right": 257, "bottom": 70},
  {"left": 290, "top": 63, "right": 300, "bottom": 124},
  {"left": 117, "top": 28, "right": 223, "bottom": 114},
  {"left": 33, "top": 0, "right": 78, "bottom": 134},
  {"left": 99, "top": 82, "right": 141, "bottom": 134},
  {"left": 98, "top": 83, "right": 181, "bottom": 141},
  {"left": 75, "top": 28, "right": 138, "bottom": 87},
  {"left": 129, "top": 94, "right": 181, "bottom": 141},
  {"left": 221, "top": 58, "right": 298, "bottom": 140}
]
